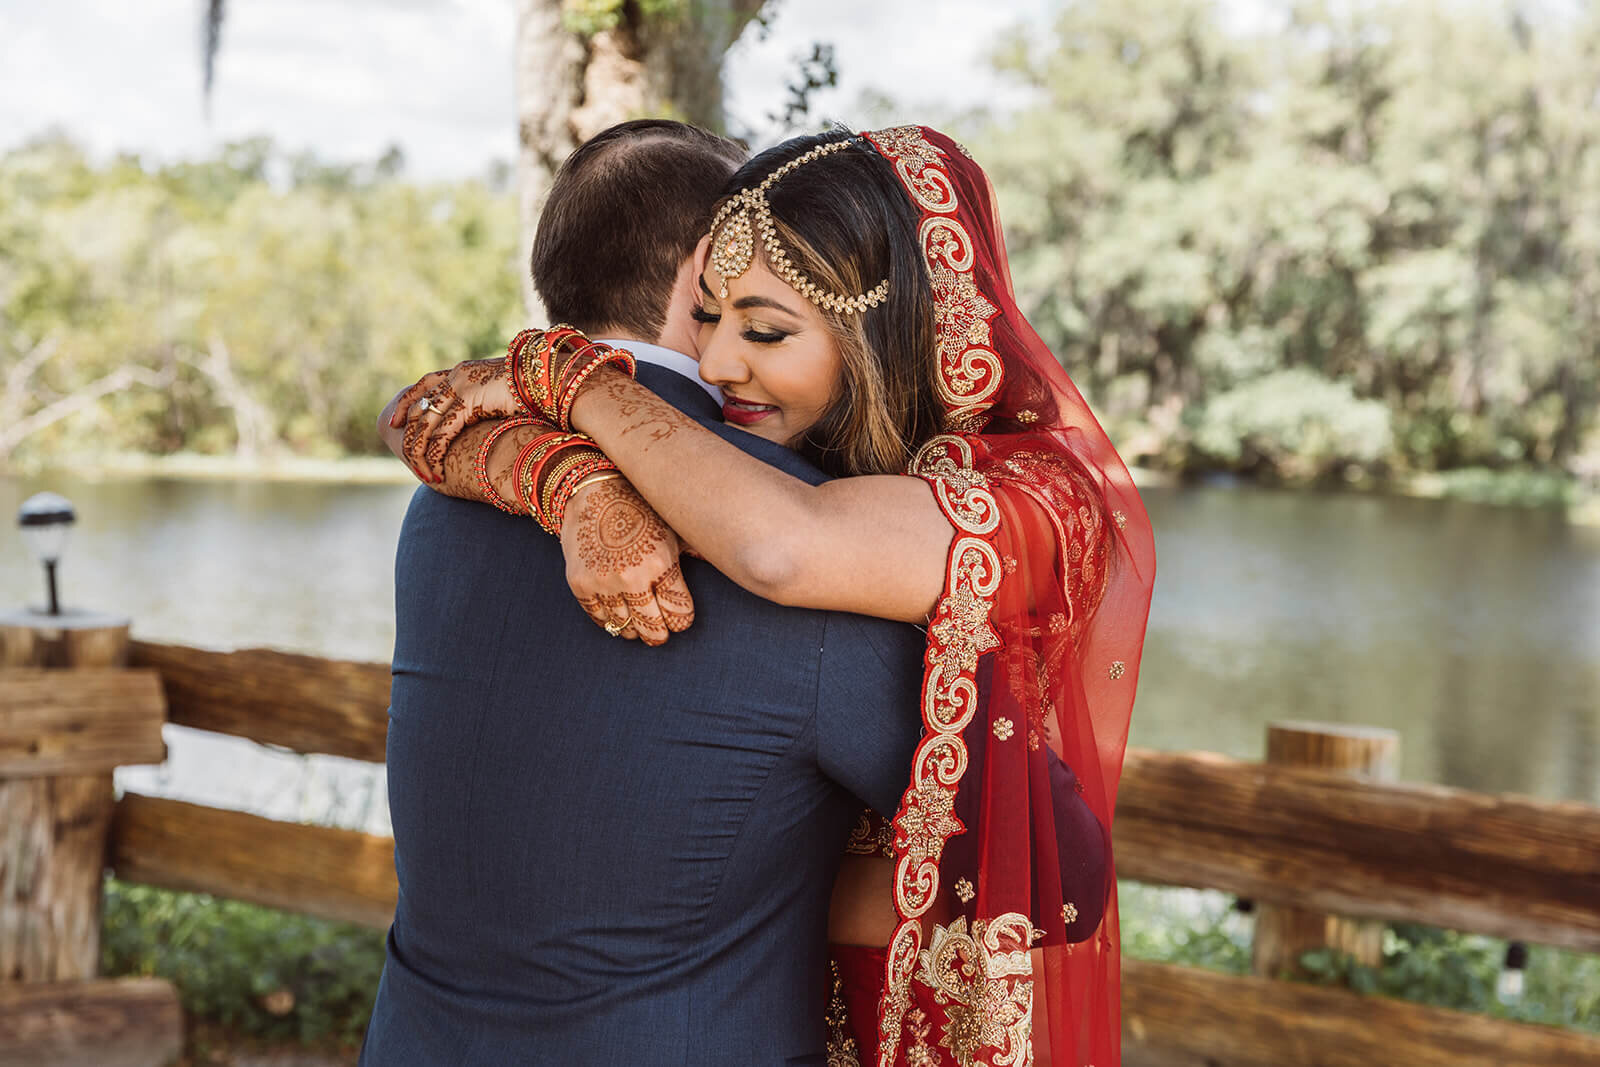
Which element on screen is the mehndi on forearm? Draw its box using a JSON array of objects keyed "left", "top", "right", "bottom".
[{"left": 437, "top": 417, "right": 620, "bottom": 531}]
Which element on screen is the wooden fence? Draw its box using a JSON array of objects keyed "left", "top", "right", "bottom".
[{"left": 6, "top": 636, "right": 1600, "bottom": 1065}]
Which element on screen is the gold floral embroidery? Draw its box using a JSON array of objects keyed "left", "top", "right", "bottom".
[
  {"left": 929, "top": 582, "right": 1001, "bottom": 677},
  {"left": 905, "top": 1009, "right": 939, "bottom": 1067},
  {"left": 895, "top": 778, "right": 964, "bottom": 874},
  {"left": 1062, "top": 902, "right": 1079, "bottom": 924},
  {"left": 1015, "top": 409, "right": 1039, "bottom": 424},
  {"left": 869, "top": 125, "right": 1004, "bottom": 425},
  {"left": 1001, "top": 555, "right": 1018, "bottom": 575},
  {"left": 826, "top": 959, "right": 863, "bottom": 1067},
  {"left": 992, "top": 718, "right": 1014, "bottom": 741},
  {"left": 913, "top": 436, "right": 1000, "bottom": 535},
  {"left": 846, "top": 809, "right": 895, "bottom": 857},
  {"left": 870, "top": 126, "right": 1053, "bottom": 1067},
  {"left": 1108, "top": 660, "right": 1127, "bottom": 680},
  {"left": 867, "top": 125, "right": 958, "bottom": 213},
  {"left": 915, "top": 914, "right": 1034, "bottom": 1067},
  {"left": 954, "top": 877, "right": 976, "bottom": 904},
  {"left": 929, "top": 262, "right": 997, "bottom": 371},
  {"left": 1113, "top": 509, "right": 1128, "bottom": 529}
]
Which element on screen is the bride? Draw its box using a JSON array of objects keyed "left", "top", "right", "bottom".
[{"left": 388, "top": 126, "right": 1154, "bottom": 1066}]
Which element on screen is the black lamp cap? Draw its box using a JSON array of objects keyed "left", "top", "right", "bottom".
[{"left": 18, "top": 492, "right": 75, "bottom": 527}]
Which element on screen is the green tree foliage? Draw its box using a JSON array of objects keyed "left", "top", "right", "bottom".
[
  {"left": 981, "top": 0, "right": 1600, "bottom": 486},
  {"left": 0, "top": 135, "right": 521, "bottom": 462}
]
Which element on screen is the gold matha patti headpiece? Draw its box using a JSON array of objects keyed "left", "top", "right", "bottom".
[{"left": 707, "top": 138, "right": 890, "bottom": 315}]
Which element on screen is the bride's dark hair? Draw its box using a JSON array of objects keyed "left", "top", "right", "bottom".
[{"left": 715, "top": 131, "right": 945, "bottom": 476}]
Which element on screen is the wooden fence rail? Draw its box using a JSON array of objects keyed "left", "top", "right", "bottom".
[
  {"left": 1116, "top": 748, "right": 1600, "bottom": 952},
  {"left": 130, "top": 640, "right": 390, "bottom": 762},
  {"left": 110, "top": 794, "right": 398, "bottom": 929},
  {"left": 112, "top": 640, "right": 1600, "bottom": 1065},
  {"left": 127, "top": 641, "right": 1600, "bottom": 948}
]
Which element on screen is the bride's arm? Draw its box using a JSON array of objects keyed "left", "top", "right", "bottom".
[
  {"left": 377, "top": 387, "right": 695, "bottom": 646},
  {"left": 567, "top": 367, "right": 953, "bottom": 624}
]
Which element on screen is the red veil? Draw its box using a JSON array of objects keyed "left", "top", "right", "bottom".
[{"left": 860, "top": 126, "right": 1156, "bottom": 1066}]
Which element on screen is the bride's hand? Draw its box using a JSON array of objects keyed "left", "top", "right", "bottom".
[
  {"left": 561, "top": 478, "right": 695, "bottom": 646},
  {"left": 386, "top": 358, "right": 519, "bottom": 482}
]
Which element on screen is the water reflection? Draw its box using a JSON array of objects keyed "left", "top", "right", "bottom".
[{"left": 1, "top": 474, "right": 1596, "bottom": 819}]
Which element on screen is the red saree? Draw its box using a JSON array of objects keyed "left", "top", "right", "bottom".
[{"left": 833, "top": 127, "right": 1157, "bottom": 1067}]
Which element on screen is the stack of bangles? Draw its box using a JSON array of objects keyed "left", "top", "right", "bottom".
[
  {"left": 466, "top": 325, "right": 636, "bottom": 533},
  {"left": 504, "top": 325, "right": 636, "bottom": 431},
  {"left": 473, "top": 421, "right": 622, "bottom": 533}
]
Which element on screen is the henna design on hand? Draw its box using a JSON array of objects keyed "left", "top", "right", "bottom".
[
  {"left": 650, "top": 562, "right": 695, "bottom": 633},
  {"left": 402, "top": 418, "right": 427, "bottom": 471},
  {"left": 427, "top": 381, "right": 460, "bottom": 413},
  {"left": 423, "top": 433, "right": 449, "bottom": 475},
  {"left": 457, "top": 359, "right": 503, "bottom": 416},
  {"left": 574, "top": 480, "right": 671, "bottom": 575}
]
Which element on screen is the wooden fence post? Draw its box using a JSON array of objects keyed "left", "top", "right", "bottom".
[
  {"left": 1250, "top": 721, "right": 1400, "bottom": 981},
  {"left": 0, "top": 608, "right": 177, "bottom": 1066}
]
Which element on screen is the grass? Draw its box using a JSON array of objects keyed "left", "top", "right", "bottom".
[
  {"left": 99, "top": 878, "right": 1600, "bottom": 1055},
  {"left": 1119, "top": 882, "right": 1600, "bottom": 1034}
]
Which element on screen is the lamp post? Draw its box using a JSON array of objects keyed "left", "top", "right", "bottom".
[{"left": 18, "top": 491, "right": 75, "bottom": 616}]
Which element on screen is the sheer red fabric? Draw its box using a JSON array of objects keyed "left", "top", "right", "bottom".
[{"left": 854, "top": 126, "right": 1157, "bottom": 1067}]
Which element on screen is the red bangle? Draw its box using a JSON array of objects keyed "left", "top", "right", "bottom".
[
  {"left": 475, "top": 417, "right": 543, "bottom": 514},
  {"left": 545, "top": 456, "right": 616, "bottom": 532},
  {"left": 510, "top": 430, "right": 574, "bottom": 514}
]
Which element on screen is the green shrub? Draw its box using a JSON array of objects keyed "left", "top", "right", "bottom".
[
  {"left": 101, "top": 879, "right": 386, "bottom": 1046},
  {"left": 1120, "top": 883, "right": 1600, "bottom": 1034}
]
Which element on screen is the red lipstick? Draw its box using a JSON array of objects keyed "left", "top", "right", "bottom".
[{"left": 722, "top": 395, "right": 778, "bottom": 426}]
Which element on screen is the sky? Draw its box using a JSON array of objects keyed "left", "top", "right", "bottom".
[{"left": 0, "top": 0, "right": 1062, "bottom": 180}]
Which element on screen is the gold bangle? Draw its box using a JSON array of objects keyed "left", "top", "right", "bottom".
[
  {"left": 538, "top": 450, "right": 600, "bottom": 529},
  {"left": 571, "top": 470, "right": 623, "bottom": 495}
]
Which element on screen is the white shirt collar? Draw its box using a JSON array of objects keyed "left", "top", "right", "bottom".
[{"left": 594, "top": 338, "right": 722, "bottom": 406}]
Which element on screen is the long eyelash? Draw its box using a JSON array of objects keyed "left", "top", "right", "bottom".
[
  {"left": 691, "top": 305, "right": 720, "bottom": 324},
  {"left": 742, "top": 328, "right": 787, "bottom": 344}
]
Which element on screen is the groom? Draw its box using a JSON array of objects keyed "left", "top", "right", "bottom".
[{"left": 362, "top": 121, "right": 925, "bottom": 1065}]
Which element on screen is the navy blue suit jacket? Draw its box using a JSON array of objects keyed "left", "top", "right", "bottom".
[{"left": 362, "top": 363, "right": 926, "bottom": 1066}]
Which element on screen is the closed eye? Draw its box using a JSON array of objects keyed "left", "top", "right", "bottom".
[
  {"left": 691, "top": 304, "right": 720, "bottom": 324},
  {"left": 741, "top": 326, "right": 787, "bottom": 344}
]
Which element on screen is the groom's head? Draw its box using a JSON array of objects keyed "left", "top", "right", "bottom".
[{"left": 532, "top": 120, "right": 745, "bottom": 350}]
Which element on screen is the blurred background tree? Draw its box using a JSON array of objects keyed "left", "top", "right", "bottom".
[
  {"left": 3, "top": 0, "right": 1596, "bottom": 496},
  {"left": 0, "top": 134, "right": 522, "bottom": 462},
  {"left": 205, "top": 0, "right": 771, "bottom": 317},
  {"left": 981, "top": 0, "right": 1600, "bottom": 487}
]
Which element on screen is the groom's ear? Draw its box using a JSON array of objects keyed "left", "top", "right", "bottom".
[
  {"left": 658, "top": 239, "right": 714, "bottom": 357},
  {"left": 690, "top": 235, "right": 712, "bottom": 289}
]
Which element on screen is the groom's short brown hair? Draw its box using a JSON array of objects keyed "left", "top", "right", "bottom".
[{"left": 532, "top": 120, "right": 745, "bottom": 340}]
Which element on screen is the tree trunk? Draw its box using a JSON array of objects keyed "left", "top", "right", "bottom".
[{"left": 512, "top": 0, "right": 767, "bottom": 318}]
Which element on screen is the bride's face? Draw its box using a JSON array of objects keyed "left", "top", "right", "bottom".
[{"left": 691, "top": 253, "right": 843, "bottom": 448}]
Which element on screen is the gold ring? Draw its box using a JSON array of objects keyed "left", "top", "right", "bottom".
[{"left": 604, "top": 616, "right": 631, "bottom": 637}]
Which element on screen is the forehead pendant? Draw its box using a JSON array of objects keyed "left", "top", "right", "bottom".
[{"left": 707, "top": 138, "right": 890, "bottom": 314}]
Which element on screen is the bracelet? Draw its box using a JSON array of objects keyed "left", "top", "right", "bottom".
[
  {"left": 474, "top": 417, "right": 543, "bottom": 514},
  {"left": 511, "top": 431, "right": 575, "bottom": 514},
  {"left": 534, "top": 450, "right": 601, "bottom": 533},
  {"left": 570, "top": 470, "right": 623, "bottom": 495},
  {"left": 504, "top": 325, "right": 638, "bottom": 429},
  {"left": 504, "top": 330, "right": 532, "bottom": 414},
  {"left": 548, "top": 458, "right": 618, "bottom": 533}
]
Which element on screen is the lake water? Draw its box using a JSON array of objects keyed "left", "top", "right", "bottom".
[{"left": 1, "top": 472, "right": 1596, "bottom": 835}]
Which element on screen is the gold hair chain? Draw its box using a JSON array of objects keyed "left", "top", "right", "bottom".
[{"left": 707, "top": 138, "right": 891, "bottom": 315}]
